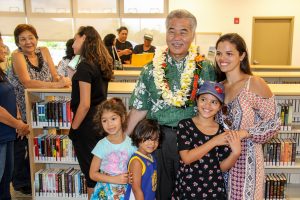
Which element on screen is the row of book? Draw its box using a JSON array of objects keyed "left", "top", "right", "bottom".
[
  {"left": 34, "top": 132, "right": 77, "bottom": 162},
  {"left": 34, "top": 167, "right": 87, "bottom": 198},
  {"left": 265, "top": 174, "right": 287, "bottom": 200},
  {"left": 279, "top": 103, "right": 293, "bottom": 130},
  {"left": 263, "top": 138, "right": 297, "bottom": 166},
  {"left": 276, "top": 98, "right": 300, "bottom": 123},
  {"left": 31, "top": 100, "right": 73, "bottom": 128},
  {"left": 278, "top": 132, "right": 300, "bottom": 156}
]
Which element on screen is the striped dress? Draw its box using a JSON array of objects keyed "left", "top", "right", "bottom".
[{"left": 216, "top": 77, "right": 281, "bottom": 200}]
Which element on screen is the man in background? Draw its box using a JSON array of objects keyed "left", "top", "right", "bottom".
[
  {"left": 133, "top": 34, "right": 156, "bottom": 54},
  {"left": 116, "top": 26, "right": 133, "bottom": 64}
]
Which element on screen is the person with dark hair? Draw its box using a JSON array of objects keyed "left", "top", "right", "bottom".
[
  {"left": 103, "top": 33, "right": 117, "bottom": 59},
  {"left": 103, "top": 33, "right": 122, "bottom": 69},
  {"left": 125, "top": 119, "right": 160, "bottom": 200},
  {"left": 115, "top": 26, "right": 133, "bottom": 64},
  {"left": 57, "top": 38, "right": 75, "bottom": 78},
  {"left": 126, "top": 9, "right": 216, "bottom": 199},
  {"left": 8, "top": 23, "right": 71, "bottom": 194},
  {"left": 89, "top": 97, "right": 136, "bottom": 200},
  {"left": 173, "top": 81, "right": 241, "bottom": 200},
  {"left": 133, "top": 34, "right": 156, "bottom": 54},
  {"left": 0, "top": 32, "right": 30, "bottom": 200},
  {"left": 68, "top": 26, "right": 113, "bottom": 199},
  {"left": 215, "top": 33, "right": 281, "bottom": 199}
]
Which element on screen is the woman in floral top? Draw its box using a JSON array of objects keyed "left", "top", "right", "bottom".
[{"left": 215, "top": 33, "right": 281, "bottom": 200}]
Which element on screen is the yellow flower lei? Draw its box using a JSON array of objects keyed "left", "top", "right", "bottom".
[{"left": 153, "top": 45, "right": 197, "bottom": 107}]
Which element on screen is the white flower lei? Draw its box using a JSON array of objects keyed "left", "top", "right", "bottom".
[{"left": 153, "top": 45, "right": 197, "bottom": 107}]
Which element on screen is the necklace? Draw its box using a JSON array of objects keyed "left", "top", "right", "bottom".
[
  {"left": 153, "top": 45, "right": 203, "bottom": 107},
  {"left": 24, "top": 51, "right": 44, "bottom": 72}
]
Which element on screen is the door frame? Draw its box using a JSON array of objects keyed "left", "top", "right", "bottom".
[{"left": 251, "top": 16, "right": 294, "bottom": 65}]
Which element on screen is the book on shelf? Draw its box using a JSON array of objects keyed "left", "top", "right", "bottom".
[
  {"left": 263, "top": 138, "right": 296, "bottom": 166},
  {"left": 278, "top": 102, "right": 293, "bottom": 131},
  {"left": 34, "top": 167, "right": 87, "bottom": 198},
  {"left": 276, "top": 98, "right": 300, "bottom": 125},
  {"left": 265, "top": 173, "right": 287, "bottom": 200},
  {"left": 31, "top": 98, "right": 73, "bottom": 128},
  {"left": 33, "top": 129, "right": 77, "bottom": 162}
]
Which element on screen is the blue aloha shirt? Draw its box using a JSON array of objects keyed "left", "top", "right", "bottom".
[{"left": 129, "top": 52, "right": 216, "bottom": 127}]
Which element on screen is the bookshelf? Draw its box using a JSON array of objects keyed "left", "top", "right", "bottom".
[
  {"left": 250, "top": 65, "right": 300, "bottom": 72},
  {"left": 264, "top": 92, "right": 300, "bottom": 200},
  {"left": 286, "top": 184, "right": 300, "bottom": 200},
  {"left": 25, "top": 83, "right": 300, "bottom": 199},
  {"left": 25, "top": 83, "right": 134, "bottom": 199}
]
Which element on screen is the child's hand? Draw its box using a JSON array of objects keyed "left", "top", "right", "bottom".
[
  {"left": 128, "top": 172, "right": 133, "bottom": 184},
  {"left": 113, "top": 173, "right": 129, "bottom": 184},
  {"left": 226, "top": 131, "right": 241, "bottom": 156},
  {"left": 212, "top": 132, "right": 229, "bottom": 146}
]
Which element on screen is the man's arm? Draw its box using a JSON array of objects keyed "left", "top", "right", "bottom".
[{"left": 126, "top": 108, "right": 147, "bottom": 135}]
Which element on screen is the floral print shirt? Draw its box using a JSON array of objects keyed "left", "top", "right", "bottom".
[{"left": 129, "top": 53, "right": 216, "bottom": 127}]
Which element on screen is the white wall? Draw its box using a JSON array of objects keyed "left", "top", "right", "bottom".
[{"left": 169, "top": 0, "right": 300, "bottom": 65}]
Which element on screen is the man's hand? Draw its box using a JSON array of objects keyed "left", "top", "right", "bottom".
[{"left": 118, "top": 49, "right": 132, "bottom": 56}]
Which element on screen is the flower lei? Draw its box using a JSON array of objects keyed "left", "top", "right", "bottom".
[{"left": 153, "top": 45, "right": 204, "bottom": 107}]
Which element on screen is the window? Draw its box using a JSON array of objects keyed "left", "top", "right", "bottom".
[
  {"left": 123, "top": 0, "right": 164, "bottom": 14},
  {"left": 30, "top": 0, "right": 71, "bottom": 14},
  {"left": 0, "top": 0, "right": 24, "bottom": 12},
  {"left": 0, "top": 17, "right": 26, "bottom": 35},
  {"left": 28, "top": 18, "right": 73, "bottom": 41},
  {"left": 77, "top": 0, "right": 117, "bottom": 14},
  {"left": 74, "top": 18, "right": 120, "bottom": 39},
  {"left": 0, "top": 0, "right": 169, "bottom": 48},
  {"left": 122, "top": 18, "right": 166, "bottom": 46}
]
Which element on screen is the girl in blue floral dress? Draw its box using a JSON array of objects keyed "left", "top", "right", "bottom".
[
  {"left": 172, "top": 81, "right": 241, "bottom": 200},
  {"left": 89, "top": 98, "right": 136, "bottom": 200}
]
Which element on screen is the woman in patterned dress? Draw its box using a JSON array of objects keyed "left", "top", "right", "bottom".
[
  {"left": 215, "top": 33, "right": 281, "bottom": 200},
  {"left": 8, "top": 24, "right": 71, "bottom": 193}
]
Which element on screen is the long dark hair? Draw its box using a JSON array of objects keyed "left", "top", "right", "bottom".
[
  {"left": 63, "top": 38, "right": 75, "bottom": 60},
  {"left": 215, "top": 33, "right": 252, "bottom": 82},
  {"left": 103, "top": 34, "right": 116, "bottom": 47},
  {"left": 76, "top": 26, "right": 113, "bottom": 81}
]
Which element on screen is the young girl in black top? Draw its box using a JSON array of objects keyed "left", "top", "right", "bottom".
[
  {"left": 69, "top": 26, "right": 113, "bottom": 199},
  {"left": 172, "top": 81, "right": 241, "bottom": 200}
]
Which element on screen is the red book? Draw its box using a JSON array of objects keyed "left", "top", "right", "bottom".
[
  {"left": 66, "top": 101, "right": 71, "bottom": 127},
  {"left": 33, "top": 137, "right": 39, "bottom": 160},
  {"left": 56, "top": 136, "right": 61, "bottom": 161}
]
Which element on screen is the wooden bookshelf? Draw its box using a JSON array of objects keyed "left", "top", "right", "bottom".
[
  {"left": 25, "top": 82, "right": 134, "bottom": 199},
  {"left": 112, "top": 70, "right": 140, "bottom": 82},
  {"left": 25, "top": 82, "right": 300, "bottom": 199},
  {"left": 286, "top": 184, "right": 300, "bottom": 200},
  {"left": 265, "top": 158, "right": 300, "bottom": 174},
  {"left": 251, "top": 65, "right": 300, "bottom": 72}
]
